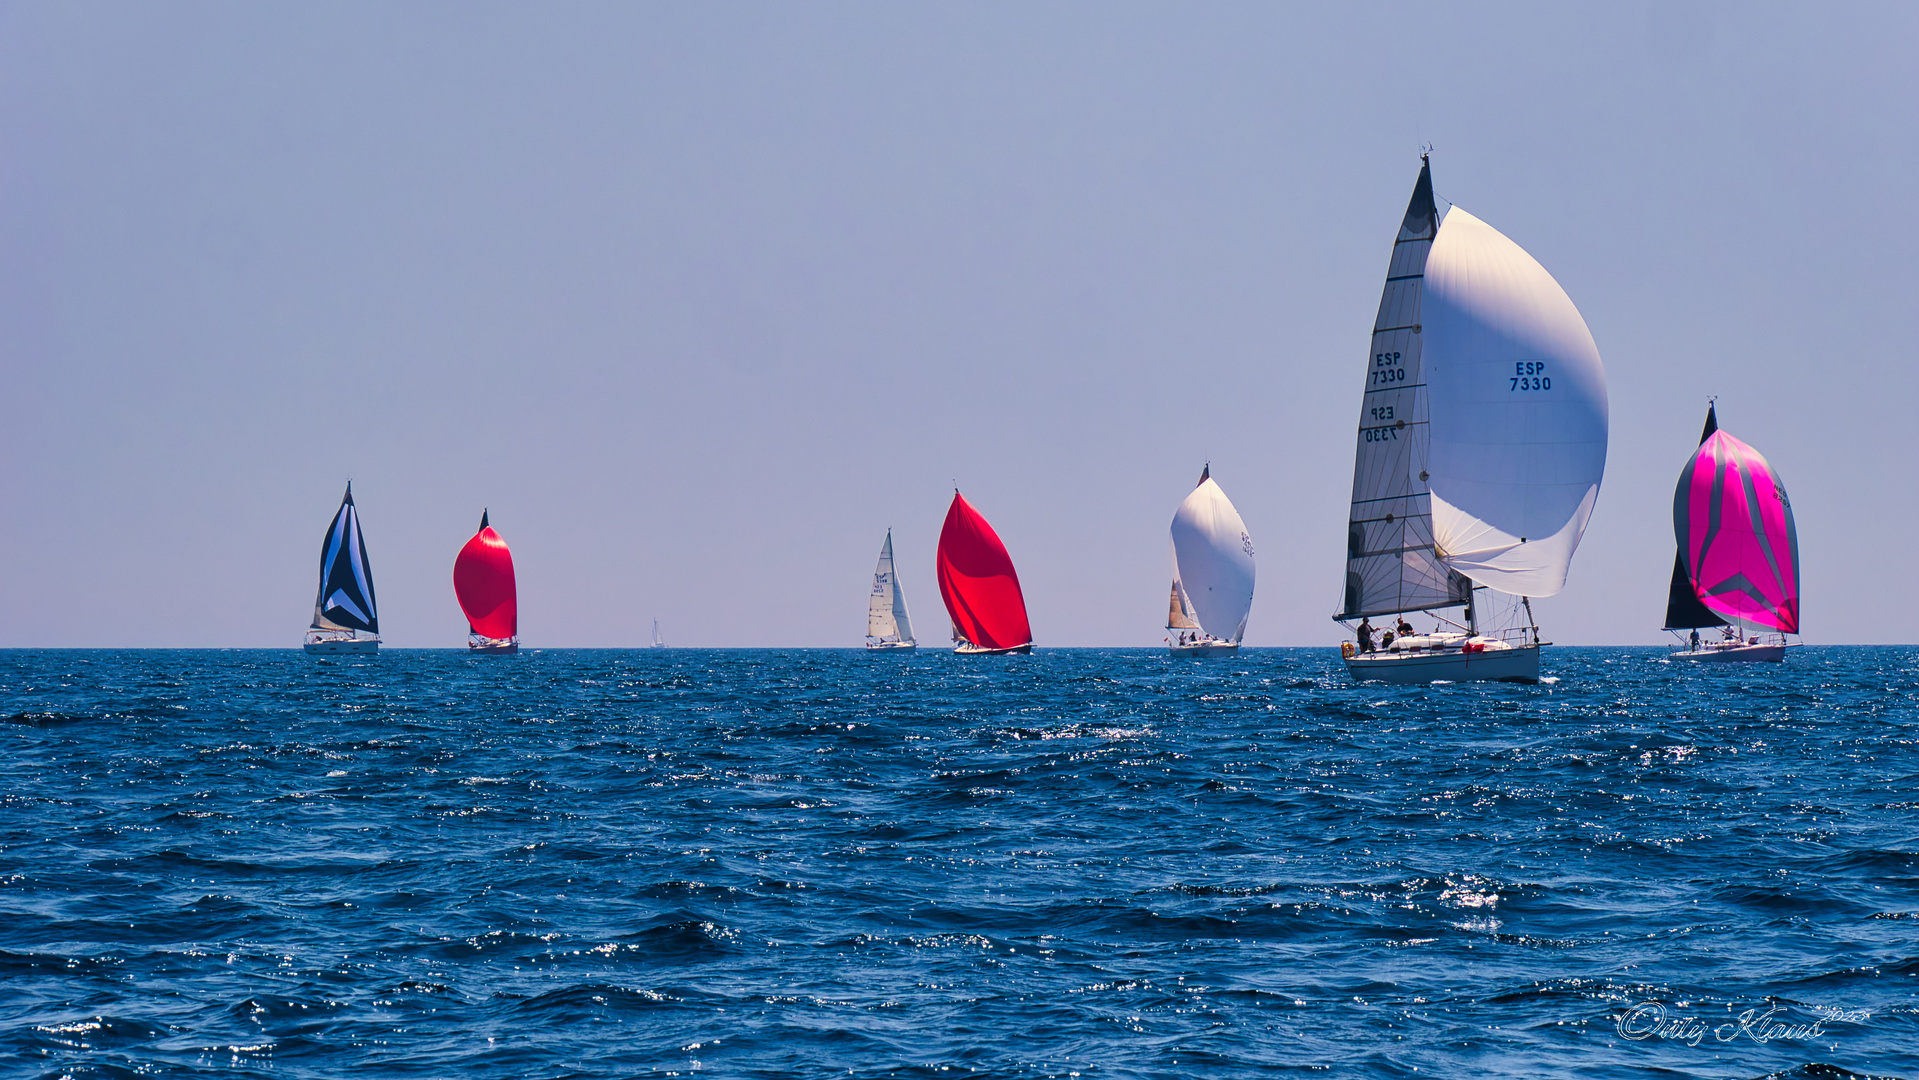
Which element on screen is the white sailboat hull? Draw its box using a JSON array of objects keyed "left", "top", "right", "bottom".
[
  {"left": 469, "top": 637, "right": 519, "bottom": 655},
  {"left": 954, "top": 642, "right": 1032, "bottom": 656},
  {"left": 1344, "top": 643, "right": 1540, "bottom": 684},
  {"left": 1670, "top": 643, "right": 1789, "bottom": 663},
  {"left": 304, "top": 638, "right": 379, "bottom": 655},
  {"left": 1169, "top": 640, "right": 1239, "bottom": 656},
  {"left": 866, "top": 640, "right": 917, "bottom": 652}
]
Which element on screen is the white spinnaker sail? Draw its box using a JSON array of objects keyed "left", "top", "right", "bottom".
[
  {"left": 869, "top": 531, "right": 913, "bottom": 643},
  {"left": 1423, "top": 206, "right": 1609, "bottom": 597},
  {"left": 1170, "top": 477, "right": 1255, "bottom": 642}
]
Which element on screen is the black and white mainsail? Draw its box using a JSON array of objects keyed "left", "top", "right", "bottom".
[
  {"left": 311, "top": 483, "right": 379, "bottom": 635},
  {"left": 1337, "top": 157, "right": 1473, "bottom": 620}
]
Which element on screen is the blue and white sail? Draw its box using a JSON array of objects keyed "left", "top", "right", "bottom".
[{"left": 311, "top": 483, "right": 379, "bottom": 635}]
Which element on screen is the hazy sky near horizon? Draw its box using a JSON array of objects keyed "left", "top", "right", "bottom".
[{"left": 3, "top": 2, "right": 1915, "bottom": 647}]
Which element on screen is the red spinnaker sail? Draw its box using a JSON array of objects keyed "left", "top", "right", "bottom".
[
  {"left": 454, "top": 514, "right": 518, "bottom": 640},
  {"left": 937, "top": 492, "right": 1031, "bottom": 650}
]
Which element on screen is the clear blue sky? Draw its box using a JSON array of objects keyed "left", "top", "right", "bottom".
[{"left": 3, "top": 2, "right": 1912, "bottom": 647}]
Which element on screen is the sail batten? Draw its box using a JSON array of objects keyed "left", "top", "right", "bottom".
[{"left": 311, "top": 484, "right": 379, "bottom": 634}]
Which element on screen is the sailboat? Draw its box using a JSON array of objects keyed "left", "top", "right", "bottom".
[
  {"left": 866, "top": 530, "right": 917, "bottom": 651},
  {"left": 454, "top": 510, "right": 519, "bottom": 654},
  {"left": 1664, "top": 403, "right": 1800, "bottom": 662},
  {"left": 937, "top": 491, "right": 1033, "bottom": 655},
  {"left": 651, "top": 619, "right": 666, "bottom": 649},
  {"left": 1335, "top": 155, "right": 1609, "bottom": 684},
  {"left": 1166, "top": 465, "right": 1254, "bottom": 655},
  {"left": 304, "top": 482, "right": 380, "bottom": 654}
]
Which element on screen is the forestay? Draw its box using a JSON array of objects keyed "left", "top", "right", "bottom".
[
  {"left": 1169, "top": 470, "right": 1255, "bottom": 642},
  {"left": 1674, "top": 428, "right": 1800, "bottom": 634},
  {"left": 1422, "top": 206, "right": 1609, "bottom": 597},
  {"left": 312, "top": 484, "right": 379, "bottom": 634},
  {"left": 1339, "top": 159, "right": 1474, "bottom": 620}
]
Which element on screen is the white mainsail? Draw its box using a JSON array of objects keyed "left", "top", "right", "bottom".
[
  {"left": 1339, "top": 159, "right": 1473, "bottom": 620},
  {"left": 1423, "top": 207, "right": 1609, "bottom": 597},
  {"left": 1169, "top": 468, "right": 1255, "bottom": 643},
  {"left": 868, "top": 530, "right": 914, "bottom": 645}
]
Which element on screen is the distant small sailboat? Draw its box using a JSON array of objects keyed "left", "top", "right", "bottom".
[
  {"left": 454, "top": 510, "right": 518, "bottom": 654},
  {"left": 304, "top": 482, "right": 380, "bottom": 654},
  {"left": 1664, "top": 403, "right": 1800, "bottom": 662},
  {"left": 1335, "top": 155, "right": 1609, "bottom": 683},
  {"left": 866, "top": 530, "right": 917, "bottom": 651},
  {"left": 937, "top": 491, "right": 1032, "bottom": 655},
  {"left": 1166, "top": 465, "right": 1254, "bottom": 655},
  {"left": 651, "top": 619, "right": 666, "bottom": 649}
]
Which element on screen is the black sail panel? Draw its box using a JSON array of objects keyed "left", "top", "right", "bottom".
[
  {"left": 1661, "top": 405, "right": 1725, "bottom": 630},
  {"left": 1662, "top": 552, "right": 1726, "bottom": 630},
  {"left": 311, "top": 486, "right": 379, "bottom": 634}
]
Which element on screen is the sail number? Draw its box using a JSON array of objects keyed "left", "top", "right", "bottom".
[
  {"left": 1510, "top": 361, "right": 1550, "bottom": 391},
  {"left": 1370, "top": 352, "right": 1406, "bottom": 386},
  {"left": 1362, "top": 425, "right": 1399, "bottom": 442}
]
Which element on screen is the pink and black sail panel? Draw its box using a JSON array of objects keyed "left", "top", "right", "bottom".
[
  {"left": 937, "top": 492, "right": 1032, "bottom": 650},
  {"left": 1671, "top": 412, "right": 1800, "bottom": 634},
  {"left": 454, "top": 510, "right": 518, "bottom": 640}
]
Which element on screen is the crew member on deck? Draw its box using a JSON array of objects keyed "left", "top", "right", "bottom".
[
  {"left": 1689, "top": 629, "right": 1701, "bottom": 652},
  {"left": 1396, "top": 617, "right": 1415, "bottom": 639},
  {"left": 1356, "top": 619, "right": 1375, "bottom": 654}
]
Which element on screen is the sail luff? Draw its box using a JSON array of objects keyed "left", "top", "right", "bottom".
[{"left": 1338, "top": 158, "right": 1471, "bottom": 620}]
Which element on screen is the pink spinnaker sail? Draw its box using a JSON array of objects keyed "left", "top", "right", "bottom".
[{"left": 1674, "top": 430, "right": 1799, "bottom": 633}]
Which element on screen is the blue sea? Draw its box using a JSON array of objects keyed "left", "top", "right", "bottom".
[{"left": 3, "top": 648, "right": 1917, "bottom": 1078}]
